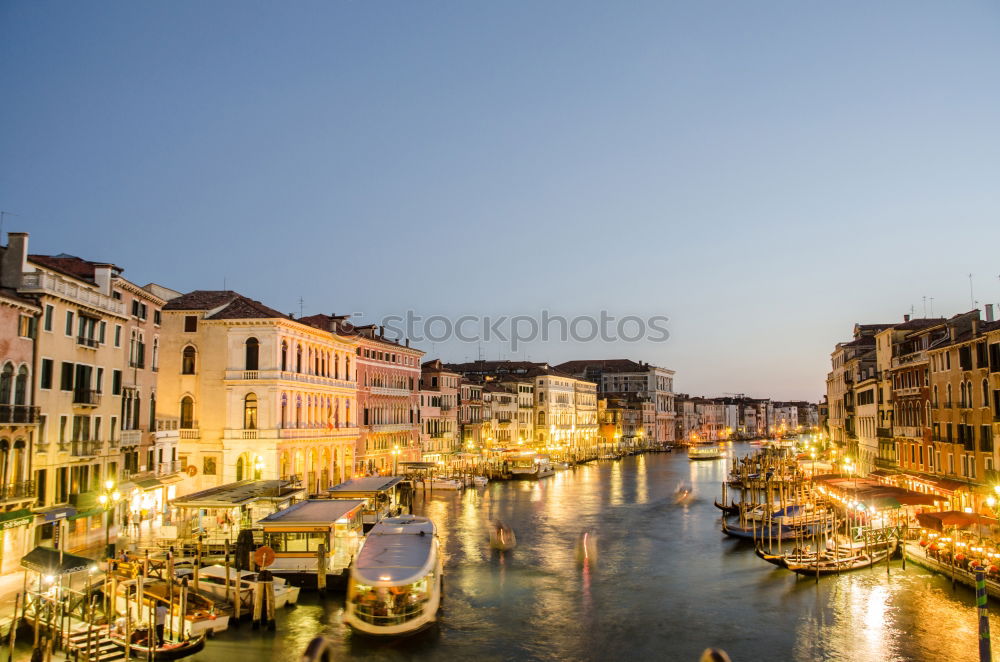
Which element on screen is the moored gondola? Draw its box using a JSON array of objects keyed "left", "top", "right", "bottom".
[
  {"left": 109, "top": 630, "right": 207, "bottom": 661},
  {"left": 713, "top": 500, "right": 738, "bottom": 516}
]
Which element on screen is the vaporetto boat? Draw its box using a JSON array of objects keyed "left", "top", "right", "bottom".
[
  {"left": 688, "top": 444, "right": 722, "bottom": 460},
  {"left": 344, "top": 515, "right": 442, "bottom": 637}
]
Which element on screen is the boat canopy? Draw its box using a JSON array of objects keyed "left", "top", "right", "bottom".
[
  {"left": 171, "top": 479, "right": 304, "bottom": 509},
  {"left": 353, "top": 516, "right": 436, "bottom": 586},
  {"left": 327, "top": 476, "right": 405, "bottom": 497},
  {"left": 258, "top": 499, "right": 365, "bottom": 527}
]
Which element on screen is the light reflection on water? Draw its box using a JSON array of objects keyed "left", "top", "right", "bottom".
[{"left": 185, "top": 446, "right": 1000, "bottom": 662}]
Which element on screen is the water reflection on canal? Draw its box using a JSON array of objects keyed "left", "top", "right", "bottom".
[{"left": 191, "top": 444, "right": 999, "bottom": 661}]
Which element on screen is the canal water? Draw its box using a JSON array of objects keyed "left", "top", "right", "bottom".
[{"left": 188, "top": 443, "right": 998, "bottom": 661}]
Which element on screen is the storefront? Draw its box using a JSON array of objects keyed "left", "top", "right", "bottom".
[{"left": 0, "top": 508, "right": 35, "bottom": 575}]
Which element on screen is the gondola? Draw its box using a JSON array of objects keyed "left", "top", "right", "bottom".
[
  {"left": 109, "top": 630, "right": 206, "bottom": 661},
  {"left": 721, "top": 517, "right": 829, "bottom": 541},
  {"left": 713, "top": 500, "right": 739, "bottom": 516},
  {"left": 785, "top": 543, "right": 896, "bottom": 576}
]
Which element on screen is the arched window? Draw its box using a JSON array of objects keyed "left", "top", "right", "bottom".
[
  {"left": 245, "top": 338, "right": 259, "bottom": 371},
  {"left": 296, "top": 396, "right": 302, "bottom": 427},
  {"left": 345, "top": 357, "right": 351, "bottom": 381},
  {"left": 152, "top": 337, "right": 159, "bottom": 371},
  {"left": 933, "top": 385, "right": 939, "bottom": 407},
  {"left": 281, "top": 341, "right": 288, "bottom": 372},
  {"left": 14, "top": 366, "right": 28, "bottom": 405},
  {"left": 180, "top": 396, "right": 194, "bottom": 428},
  {"left": 296, "top": 346, "right": 302, "bottom": 373},
  {"left": 947, "top": 384, "right": 953, "bottom": 407},
  {"left": 984, "top": 379, "right": 990, "bottom": 408},
  {"left": 538, "top": 411, "right": 546, "bottom": 425},
  {"left": 182, "top": 346, "right": 196, "bottom": 375},
  {"left": 0, "top": 364, "right": 12, "bottom": 404},
  {"left": 244, "top": 393, "right": 258, "bottom": 429},
  {"left": 236, "top": 456, "right": 245, "bottom": 482},
  {"left": 280, "top": 394, "right": 288, "bottom": 428}
]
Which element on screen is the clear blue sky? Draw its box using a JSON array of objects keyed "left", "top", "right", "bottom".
[{"left": 3, "top": 1, "right": 1000, "bottom": 400}]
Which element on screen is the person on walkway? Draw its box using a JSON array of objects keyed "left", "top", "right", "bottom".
[{"left": 154, "top": 602, "right": 169, "bottom": 646}]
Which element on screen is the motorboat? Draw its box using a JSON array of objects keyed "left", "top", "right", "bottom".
[
  {"left": 176, "top": 565, "right": 301, "bottom": 609},
  {"left": 673, "top": 483, "right": 694, "bottom": 505},
  {"left": 344, "top": 515, "right": 442, "bottom": 637},
  {"left": 107, "top": 579, "right": 230, "bottom": 637},
  {"left": 489, "top": 522, "right": 517, "bottom": 551},
  {"left": 472, "top": 476, "right": 489, "bottom": 488},
  {"left": 509, "top": 454, "right": 555, "bottom": 479},
  {"left": 428, "top": 477, "right": 464, "bottom": 490},
  {"left": 688, "top": 444, "right": 722, "bottom": 460}
]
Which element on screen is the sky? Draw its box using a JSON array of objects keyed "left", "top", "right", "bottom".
[{"left": 2, "top": 1, "right": 1000, "bottom": 401}]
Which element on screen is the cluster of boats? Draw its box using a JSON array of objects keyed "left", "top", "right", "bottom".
[{"left": 717, "top": 447, "right": 903, "bottom": 578}]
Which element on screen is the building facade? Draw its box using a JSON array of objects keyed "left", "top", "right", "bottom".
[{"left": 157, "top": 291, "right": 360, "bottom": 496}]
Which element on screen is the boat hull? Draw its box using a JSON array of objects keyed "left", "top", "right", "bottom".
[{"left": 110, "top": 633, "right": 206, "bottom": 661}]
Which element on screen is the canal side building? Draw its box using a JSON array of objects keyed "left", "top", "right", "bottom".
[
  {"left": 157, "top": 291, "right": 360, "bottom": 497},
  {"left": 0, "top": 284, "right": 40, "bottom": 573}
]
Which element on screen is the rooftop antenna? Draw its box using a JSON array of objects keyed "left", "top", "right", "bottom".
[
  {"left": 922, "top": 296, "right": 927, "bottom": 318},
  {"left": 298, "top": 297, "right": 304, "bottom": 318},
  {"left": 910, "top": 304, "right": 915, "bottom": 318},
  {"left": 223, "top": 277, "right": 227, "bottom": 292},
  {"left": 930, "top": 297, "right": 935, "bottom": 317},
  {"left": 970, "top": 273, "right": 976, "bottom": 308}
]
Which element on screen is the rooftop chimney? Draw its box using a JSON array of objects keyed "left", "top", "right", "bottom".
[
  {"left": 972, "top": 317, "right": 980, "bottom": 337},
  {"left": 986, "top": 304, "right": 995, "bottom": 323},
  {"left": 949, "top": 325, "right": 957, "bottom": 342},
  {"left": 1, "top": 232, "right": 28, "bottom": 289},
  {"left": 93, "top": 264, "right": 114, "bottom": 296},
  {"left": 903, "top": 314, "right": 910, "bottom": 322}
]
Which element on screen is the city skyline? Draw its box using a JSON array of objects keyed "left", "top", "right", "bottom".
[{"left": 3, "top": 2, "right": 1000, "bottom": 400}]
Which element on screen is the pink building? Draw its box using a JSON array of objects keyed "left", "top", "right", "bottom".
[{"left": 300, "top": 319, "right": 424, "bottom": 476}]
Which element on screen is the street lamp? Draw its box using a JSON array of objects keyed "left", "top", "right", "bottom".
[{"left": 97, "top": 479, "right": 122, "bottom": 560}]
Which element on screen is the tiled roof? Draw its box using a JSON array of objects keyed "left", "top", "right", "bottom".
[
  {"left": 163, "top": 290, "right": 288, "bottom": 320},
  {"left": 208, "top": 297, "right": 288, "bottom": 320},
  {"left": 163, "top": 290, "right": 241, "bottom": 311},
  {"left": 893, "top": 317, "right": 946, "bottom": 331},
  {"left": 554, "top": 359, "right": 646, "bottom": 374},
  {"left": 28, "top": 253, "right": 120, "bottom": 284}
]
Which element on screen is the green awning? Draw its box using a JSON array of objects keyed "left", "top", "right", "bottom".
[{"left": 0, "top": 508, "right": 33, "bottom": 530}]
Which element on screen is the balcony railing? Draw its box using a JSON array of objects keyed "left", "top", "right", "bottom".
[
  {"left": 72, "top": 390, "right": 101, "bottom": 407},
  {"left": 119, "top": 430, "right": 142, "bottom": 447},
  {"left": 0, "top": 405, "right": 39, "bottom": 424},
  {"left": 876, "top": 427, "right": 892, "bottom": 439},
  {"left": 224, "top": 369, "right": 354, "bottom": 388},
  {"left": 20, "top": 271, "right": 126, "bottom": 317},
  {"left": 70, "top": 440, "right": 100, "bottom": 457},
  {"left": 156, "top": 460, "right": 182, "bottom": 476},
  {"left": 76, "top": 336, "right": 99, "bottom": 348},
  {"left": 891, "top": 351, "right": 927, "bottom": 369},
  {"left": 0, "top": 480, "right": 35, "bottom": 502}
]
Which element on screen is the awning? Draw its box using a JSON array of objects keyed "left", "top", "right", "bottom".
[
  {"left": 36, "top": 506, "right": 76, "bottom": 522},
  {"left": 20, "top": 547, "right": 97, "bottom": 576},
  {"left": 0, "top": 508, "right": 34, "bottom": 530},
  {"left": 135, "top": 478, "right": 163, "bottom": 490},
  {"left": 916, "top": 510, "right": 997, "bottom": 531},
  {"left": 159, "top": 474, "right": 185, "bottom": 485}
]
